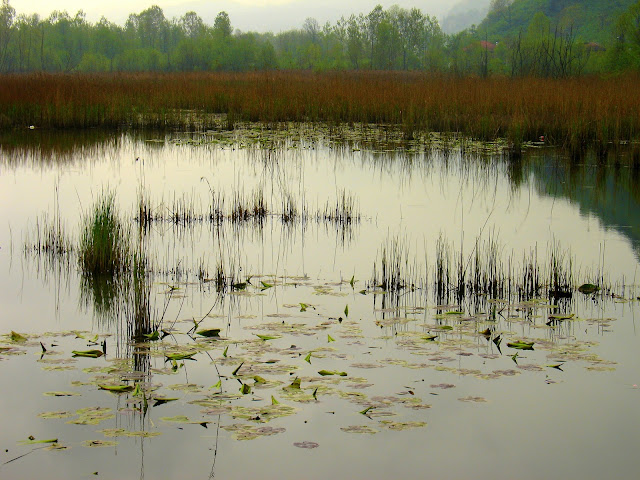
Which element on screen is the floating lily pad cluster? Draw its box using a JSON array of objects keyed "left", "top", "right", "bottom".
[{"left": 0, "top": 281, "right": 624, "bottom": 456}]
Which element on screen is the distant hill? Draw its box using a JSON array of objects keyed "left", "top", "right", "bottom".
[
  {"left": 477, "top": 0, "right": 636, "bottom": 44},
  {"left": 441, "top": 0, "right": 491, "bottom": 33}
]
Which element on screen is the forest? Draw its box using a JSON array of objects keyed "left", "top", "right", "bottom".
[{"left": 1, "top": 0, "right": 640, "bottom": 76}]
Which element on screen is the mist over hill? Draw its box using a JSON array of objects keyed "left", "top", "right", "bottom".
[{"left": 441, "top": 0, "right": 491, "bottom": 34}]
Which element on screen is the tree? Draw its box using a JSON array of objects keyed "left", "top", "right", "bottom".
[
  {"left": 608, "top": 1, "right": 640, "bottom": 70},
  {"left": 0, "top": 0, "right": 15, "bottom": 71},
  {"left": 180, "top": 11, "right": 204, "bottom": 39},
  {"left": 346, "top": 14, "right": 365, "bottom": 69},
  {"left": 213, "top": 12, "right": 232, "bottom": 38}
]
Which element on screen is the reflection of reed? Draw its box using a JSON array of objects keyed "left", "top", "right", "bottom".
[{"left": 370, "top": 232, "right": 587, "bottom": 307}]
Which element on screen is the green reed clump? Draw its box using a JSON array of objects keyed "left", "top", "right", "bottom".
[{"left": 79, "top": 193, "right": 130, "bottom": 277}]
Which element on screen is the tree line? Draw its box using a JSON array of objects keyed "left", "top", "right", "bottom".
[{"left": 0, "top": 0, "right": 639, "bottom": 76}]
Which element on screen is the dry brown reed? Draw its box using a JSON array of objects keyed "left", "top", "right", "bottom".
[{"left": 1, "top": 72, "right": 639, "bottom": 149}]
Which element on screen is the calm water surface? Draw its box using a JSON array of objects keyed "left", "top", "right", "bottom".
[{"left": 0, "top": 129, "right": 639, "bottom": 480}]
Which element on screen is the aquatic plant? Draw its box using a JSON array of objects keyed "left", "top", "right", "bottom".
[{"left": 78, "top": 192, "right": 129, "bottom": 277}]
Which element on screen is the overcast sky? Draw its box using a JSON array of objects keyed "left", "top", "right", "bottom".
[{"left": 8, "top": 0, "right": 470, "bottom": 32}]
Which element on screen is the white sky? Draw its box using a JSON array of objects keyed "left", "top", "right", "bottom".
[{"left": 8, "top": 0, "right": 468, "bottom": 32}]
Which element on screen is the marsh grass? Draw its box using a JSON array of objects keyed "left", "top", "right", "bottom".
[
  {"left": 2, "top": 72, "right": 640, "bottom": 150},
  {"left": 371, "top": 237, "right": 426, "bottom": 294},
  {"left": 79, "top": 192, "right": 130, "bottom": 277},
  {"left": 319, "top": 189, "right": 360, "bottom": 225},
  {"left": 25, "top": 213, "right": 73, "bottom": 259},
  {"left": 374, "top": 233, "right": 598, "bottom": 304},
  {"left": 133, "top": 187, "right": 359, "bottom": 229}
]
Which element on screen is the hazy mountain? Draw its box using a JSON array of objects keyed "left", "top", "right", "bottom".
[{"left": 440, "top": 0, "right": 491, "bottom": 34}]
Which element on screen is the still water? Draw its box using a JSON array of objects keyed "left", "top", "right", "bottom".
[{"left": 0, "top": 128, "right": 639, "bottom": 480}]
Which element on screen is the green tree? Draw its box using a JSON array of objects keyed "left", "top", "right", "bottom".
[{"left": 0, "top": 0, "right": 15, "bottom": 71}]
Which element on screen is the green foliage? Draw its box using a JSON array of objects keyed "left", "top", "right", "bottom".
[
  {"left": 79, "top": 192, "right": 129, "bottom": 278},
  {"left": 0, "top": 0, "right": 639, "bottom": 76}
]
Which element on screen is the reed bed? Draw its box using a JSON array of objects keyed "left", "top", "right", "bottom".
[
  {"left": 371, "top": 234, "right": 591, "bottom": 304},
  {"left": 134, "top": 188, "right": 359, "bottom": 229},
  {"left": 1, "top": 72, "right": 640, "bottom": 149}
]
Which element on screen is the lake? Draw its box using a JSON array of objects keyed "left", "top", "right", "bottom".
[{"left": 1, "top": 125, "right": 639, "bottom": 479}]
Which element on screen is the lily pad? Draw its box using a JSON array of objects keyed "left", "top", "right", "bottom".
[
  {"left": 507, "top": 341, "right": 535, "bottom": 350},
  {"left": 340, "top": 425, "right": 378, "bottom": 434},
  {"left": 294, "top": 441, "right": 319, "bottom": 449},
  {"left": 72, "top": 350, "right": 104, "bottom": 358},
  {"left": 578, "top": 284, "right": 599, "bottom": 294},
  {"left": 83, "top": 440, "right": 118, "bottom": 448},
  {"left": 196, "top": 328, "right": 221, "bottom": 338},
  {"left": 318, "top": 370, "right": 347, "bottom": 376}
]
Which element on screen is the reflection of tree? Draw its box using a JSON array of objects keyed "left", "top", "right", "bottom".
[{"left": 527, "top": 153, "right": 640, "bottom": 261}]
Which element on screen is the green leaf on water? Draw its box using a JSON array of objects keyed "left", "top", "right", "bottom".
[
  {"left": 72, "top": 350, "right": 104, "bottom": 358},
  {"left": 423, "top": 335, "right": 438, "bottom": 341},
  {"left": 446, "top": 311, "right": 464, "bottom": 315},
  {"left": 312, "top": 388, "right": 318, "bottom": 400},
  {"left": 160, "top": 415, "right": 210, "bottom": 427},
  {"left": 439, "top": 325, "right": 453, "bottom": 330},
  {"left": 152, "top": 397, "right": 179, "bottom": 407},
  {"left": 210, "top": 380, "right": 222, "bottom": 389},
  {"left": 304, "top": 352, "right": 312, "bottom": 364},
  {"left": 143, "top": 331, "right": 160, "bottom": 341},
  {"left": 18, "top": 437, "right": 58, "bottom": 445},
  {"left": 256, "top": 334, "right": 280, "bottom": 341},
  {"left": 222, "top": 345, "right": 228, "bottom": 357},
  {"left": 285, "top": 377, "right": 301, "bottom": 390},
  {"left": 132, "top": 383, "right": 142, "bottom": 396},
  {"left": 510, "top": 352, "right": 519, "bottom": 364},
  {"left": 300, "top": 303, "right": 309, "bottom": 312},
  {"left": 253, "top": 376, "right": 267, "bottom": 384},
  {"left": 578, "top": 283, "right": 599, "bottom": 294},
  {"left": 318, "top": 370, "right": 347, "bottom": 376},
  {"left": 271, "top": 395, "right": 280, "bottom": 405},
  {"left": 99, "top": 384, "right": 133, "bottom": 393},
  {"left": 344, "top": 304, "right": 349, "bottom": 317},
  {"left": 349, "top": 275, "right": 355, "bottom": 288},
  {"left": 232, "top": 282, "right": 247, "bottom": 290},
  {"left": 328, "top": 335, "right": 335, "bottom": 343},
  {"left": 232, "top": 362, "right": 244, "bottom": 376},
  {"left": 547, "top": 363, "right": 564, "bottom": 370},
  {"left": 165, "top": 352, "right": 196, "bottom": 361},
  {"left": 43, "top": 391, "right": 80, "bottom": 397},
  {"left": 196, "top": 328, "right": 221, "bottom": 338},
  {"left": 240, "top": 383, "right": 251, "bottom": 395},
  {"left": 507, "top": 341, "right": 535, "bottom": 350},
  {"left": 261, "top": 281, "right": 273, "bottom": 290},
  {"left": 547, "top": 313, "right": 575, "bottom": 321},
  {"left": 359, "top": 406, "right": 373, "bottom": 415}
]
